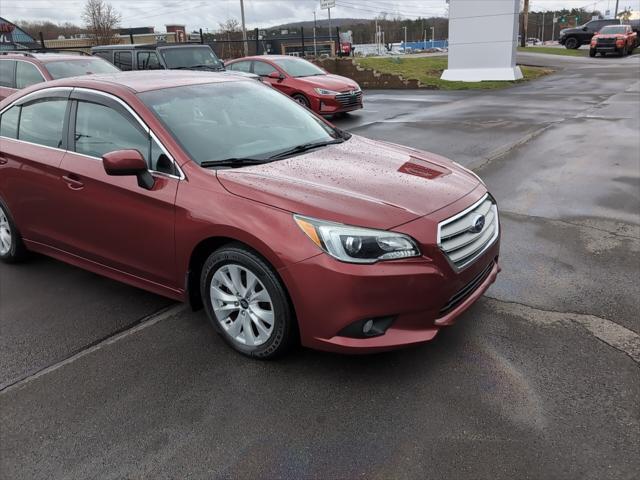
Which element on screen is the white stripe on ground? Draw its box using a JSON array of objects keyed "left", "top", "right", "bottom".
[
  {"left": 0, "top": 304, "right": 188, "bottom": 395},
  {"left": 486, "top": 297, "right": 640, "bottom": 364}
]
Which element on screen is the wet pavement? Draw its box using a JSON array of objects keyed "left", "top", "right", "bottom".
[{"left": 1, "top": 53, "right": 639, "bottom": 479}]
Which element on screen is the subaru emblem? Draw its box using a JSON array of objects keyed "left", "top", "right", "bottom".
[{"left": 469, "top": 214, "right": 485, "bottom": 233}]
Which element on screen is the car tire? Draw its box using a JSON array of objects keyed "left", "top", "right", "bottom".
[
  {"left": 0, "top": 198, "right": 28, "bottom": 264},
  {"left": 565, "top": 37, "right": 579, "bottom": 49},
  {"left": 200, "top": 243, "right": 296, "bottom": 359},
  {"left": 589, "top": 49, "right": 596, "bottom": 57},
  {"left": 292, "top": 93, "right": 310, "bottom": 108},
  {"left": 621, "top": 46, "right": 628, "bottom": 57}
]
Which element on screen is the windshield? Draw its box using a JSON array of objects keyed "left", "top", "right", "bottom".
[
  {"left": 272, "top": 58, "right": 326, "bottom": 77},
  {"left": 45, "top": 58, "right": 120, "bottom": 79},
  {"left": 139, "top": 81, "right": 338, "bottom": 165},
  {"left": 159, "top": 46, "right": 223, "bottom": 69},
  {"left": 599, "top": 26, "right": 626, "bottom": 34}
]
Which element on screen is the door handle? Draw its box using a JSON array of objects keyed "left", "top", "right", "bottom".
[{"left": 62, "top": 174, "right": 84, "bottom": 190}]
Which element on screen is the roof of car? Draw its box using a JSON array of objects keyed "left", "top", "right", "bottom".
[
  {"left": 91, "top": 43, "right": 210, "bottom": 51},
  {"left": 0, "top": 52, "right": 96, "bottom": 62},
  {"left": 43, "top": 70, "right": 249, "bottom": 93},
  {"left": 227, "top": 55, "right": 310, "bottom": 64}
]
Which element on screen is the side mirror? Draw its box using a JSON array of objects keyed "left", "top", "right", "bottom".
[
  {"left": 267, "top": 71, "right": 285, "bottom": 81},
  {"left": 583, "top": 26, "right": 589, "bottom": 31},
  {"left": 220, "top": 60, "right": 225, "bottom": 68},
  {"left": 102, "top": 150, "right": 155, "bottom": 190}
]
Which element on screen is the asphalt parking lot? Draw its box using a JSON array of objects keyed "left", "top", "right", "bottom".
[{"left": 1, "top": 52, "right": 639, "bottom": 479}]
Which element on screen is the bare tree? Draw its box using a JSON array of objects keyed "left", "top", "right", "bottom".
[
  {"left": 18, "top": 20, "right": 86, "bottom": 40},
  {"left": 82, "top": 0, "right": 121, "bottom": 45},
  {"left": 217, "top": 19, "right": 243, "bottom": 59}
]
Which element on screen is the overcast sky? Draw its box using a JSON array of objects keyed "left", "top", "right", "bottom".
[{"left": 5, "top": 0, "right": 640, "bottom": 31}]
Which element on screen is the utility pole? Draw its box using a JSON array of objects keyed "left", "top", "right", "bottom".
[
  {"left": 552, "top": 13, "right": 557, "bottom": 42},
  {"left": 614, "top": 0, "right": 620, "bottom": 18},
  {"left": 431, "top": 26, "right": 435, "bottom": 47},
  {"left": 541, "top": 11, "right": 545, "bottom": 42},
  {"left": 520, "top": 0, "right": 529, "bottom": 47},
  {"left": 328, "top": 6, "right": 332, "bottom": 54},
  {"left": 240, "top": 0, "right": 248, "bottom": 56},
  {"left": 403, "top": 26, "right": 407, "bottom": 52},
  {"left": 313, "top": 11, "right": 317, "bottom": 57}
]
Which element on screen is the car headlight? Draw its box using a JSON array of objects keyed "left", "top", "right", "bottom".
[
  {"left": 294, "top": 215, "right": 421, "bottom": 264},
  {"left": 314, "top": 88, "right": 341, "bottom": 96}
]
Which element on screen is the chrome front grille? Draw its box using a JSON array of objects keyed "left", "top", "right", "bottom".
[
  {"left": 335, "top": 90, "right": 363, "bottom": 107},
  {"left": 437, "top": 194, "right": 499, "bottom": 270}
]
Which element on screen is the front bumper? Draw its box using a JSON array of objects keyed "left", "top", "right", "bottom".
[
  {"left": 311, "top": 93, "right": 363, "bottom": 115},
  {"left": 279, "top": 191, "right": 501, "bottom": 354},
  {"left": 592, "top": 44, "right": 623, "bottom": 52}
]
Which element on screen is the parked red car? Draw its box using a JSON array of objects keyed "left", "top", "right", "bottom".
[
  {"left": 0, "top": 72, "right": 500, "bottom": 358},
  {"left": 0, "top": 51, "right": 119, "bottom": 100},
  {"left": 226, "top": 55, "right": 362, "bottom": 115},
  {"left": 589, "top": 24, "right": 638, "bottom": 56}
]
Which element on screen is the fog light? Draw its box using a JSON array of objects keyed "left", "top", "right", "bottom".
[
  {"left": 362, "top": 319, "right": 374, "bottom": 334},
  {"left": 338, "top": 316, "right": 395, "bottom": 338}
]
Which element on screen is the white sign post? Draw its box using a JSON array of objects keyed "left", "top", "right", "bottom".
[
  {"left": 320, "top": 0, "right": 335, "bottom": 53},
  {"left": 441, "top": 0, "right": 523, "bottom": 82}
]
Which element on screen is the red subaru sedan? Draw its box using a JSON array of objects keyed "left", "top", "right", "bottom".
[
  {"left": 226, "top": 55, "right": 363, "bottom": 115},
  {"left": 0, "top": 71, "right": 500, "bottom": 358}
]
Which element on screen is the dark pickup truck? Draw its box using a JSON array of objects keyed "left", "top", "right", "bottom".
[
  {"left": 91, "top": 43, "right": 260, "bottom": 80},
  {"left": 559, "top": 19, "right": 621, "bottom": 49}
]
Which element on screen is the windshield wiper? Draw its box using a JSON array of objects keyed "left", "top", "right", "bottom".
[
  {"left": 268, "top": 139, "right": 345, "bottom": 160},
  {"left": 200, "top": 158, "right": 270, "bottom": 168},
  {"left": 173, "top": 64, "right": 222, "bottom": 71}
]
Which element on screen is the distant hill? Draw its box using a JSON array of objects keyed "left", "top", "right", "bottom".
[{"left": 269, "top": 18, "right": 372, "bottom": 30}]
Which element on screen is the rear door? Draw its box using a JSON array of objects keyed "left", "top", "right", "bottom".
[
  {"left": 57, "top": 89, "right": 180, "bottom": 287},
  {"left": 0, "top": 89, "right": 71, "bottom": 246},
  {"left": 113, "top": 50, "right": 133, "bottom": 71},
  {"left": 137, "top": 51, "right": 164, "bottom": 70},
  {"left": 0, "top": 59, "right": 17, "bottom": 100}
]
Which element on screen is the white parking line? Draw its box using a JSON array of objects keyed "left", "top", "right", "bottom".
[{"left": 0, "top": 303, "right": 188, "bottom": 395}]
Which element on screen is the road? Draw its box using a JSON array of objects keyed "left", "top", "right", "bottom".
[{"left": 1, "top": 53, "right": 639, "bottom": 479}]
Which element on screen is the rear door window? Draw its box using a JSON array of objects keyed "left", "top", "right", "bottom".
[
  {"left": 0, "top": 60, "right": 16, "bottom": 88},
  {"left": 114, "top": 51, "right": 133, "bottom": 71},
  {"left": 93, "top": 51, "right": 112, "bottom": 62},
  {"left": 253, "top": 61, "right": 278, "bottom": 76},
  {"left": 228, "top": 61, "right": 252, "bottom": 73},
  {"left": 137, "top": 52, "right": 163, "bottom": 70},
  {"left": 16, "top": 62, "right": 45, "bottom": 89},
  {"left": 18, "top": 99, "right": 67, "bottom": 149}
]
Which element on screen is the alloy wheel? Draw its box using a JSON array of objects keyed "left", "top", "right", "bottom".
[
  {"left": 210, "top": 263, "right": 275, "bottom": 347},
  {"left": 0, "top": 206, "right": 12, "bottom": 256}
]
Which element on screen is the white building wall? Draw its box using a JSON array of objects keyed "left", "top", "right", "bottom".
[{"left": 442, "top": 0, "right": 523, "bottom": 82}]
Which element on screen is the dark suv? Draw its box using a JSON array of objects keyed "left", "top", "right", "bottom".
[
  {"left": 559, "top": 18, "right": 620, "bottom": 49},
  {"left": 91, "top": 43, "right": 259, "bottom": 80}
]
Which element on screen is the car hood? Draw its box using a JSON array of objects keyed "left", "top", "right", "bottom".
[
  {"left": 296, "top": 74, "right": 360, "bottom": 92},
  {"left": 216, "top": 135, "right": 481, "bottom": 230}
]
